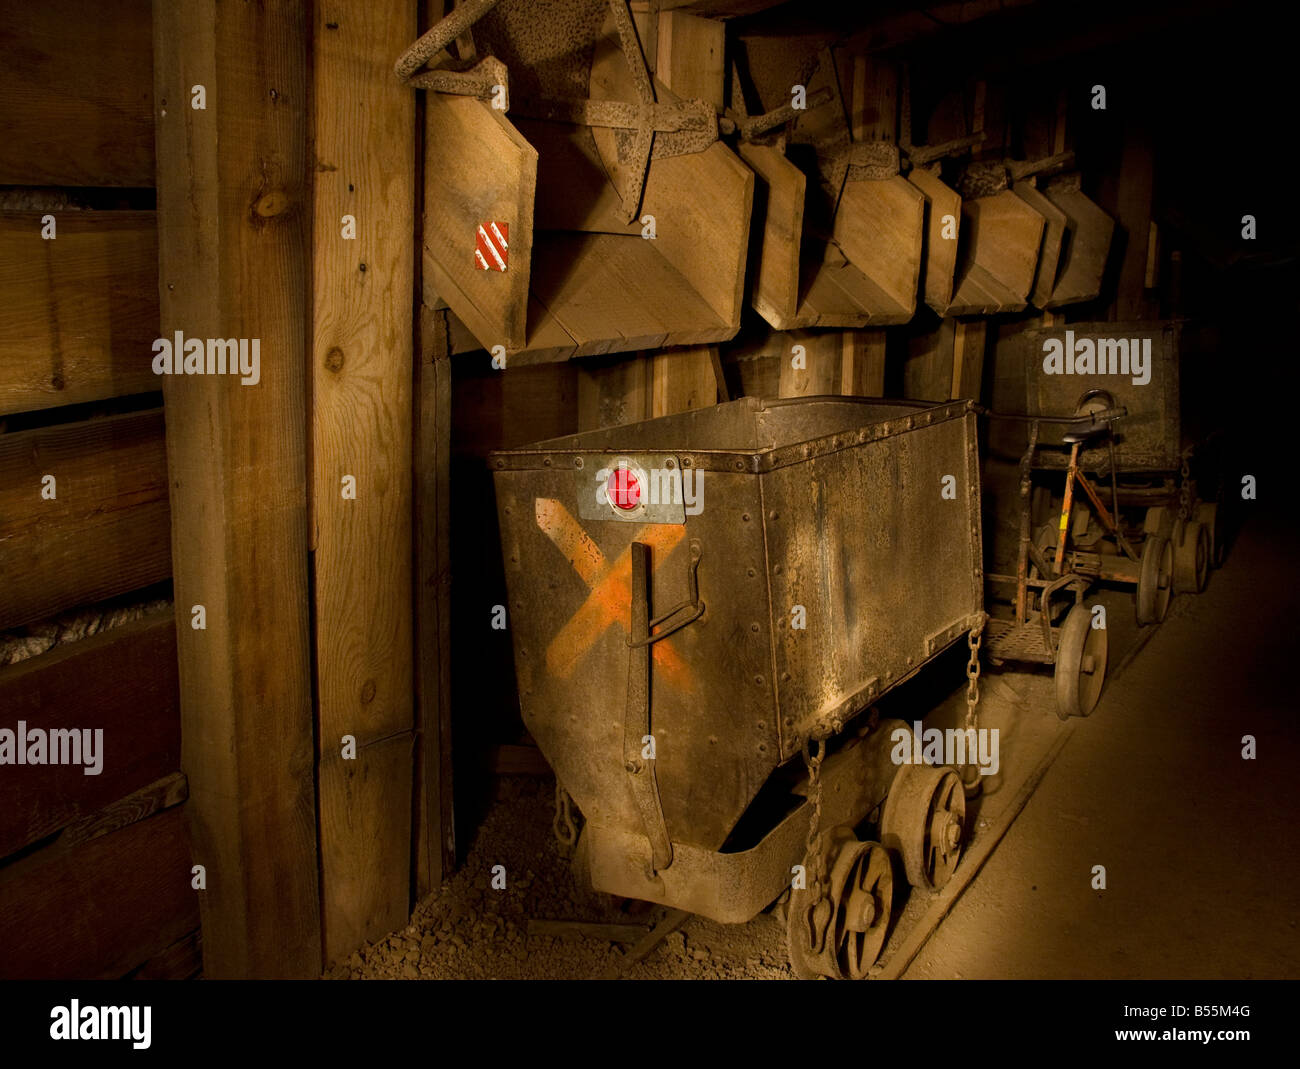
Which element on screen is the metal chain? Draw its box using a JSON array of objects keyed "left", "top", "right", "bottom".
[
  {"left": 1178, "top": 459, "right": 1192, "bottom": 523},
  {"left": 962, "top": 616, "right": 986, "bottom": 792},
  {"left": 965, "top": 616, "right": 985, "bottom": 732},
  {"left": 800, "top": 736, "right": 828, "bottom": 908},
  {"left": 552, "top": 780, "right": 577, "bottom": 854}
]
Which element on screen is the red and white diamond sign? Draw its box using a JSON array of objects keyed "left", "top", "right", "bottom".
[{"left": 474, "top": 221, "right": 509, "bottom": 271}]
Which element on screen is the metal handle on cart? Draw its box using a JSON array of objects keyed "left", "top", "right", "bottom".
[{"left": 624, "top": 541, "right": 701, "bottom": 876}]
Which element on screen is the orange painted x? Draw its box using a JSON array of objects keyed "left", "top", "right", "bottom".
[{"left": 535, "top": 498, "right": 692, "bottom": 689}]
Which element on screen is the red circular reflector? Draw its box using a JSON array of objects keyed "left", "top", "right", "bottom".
[{"left": 607, "top": 468, "right": 641, "bottom": 510}]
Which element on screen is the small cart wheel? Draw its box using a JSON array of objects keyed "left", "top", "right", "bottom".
[
  {"left": 1173, "top": 519, "right": 1210, "bottom": 594},
  {"left": 787, "top": 827, "right": 893, "bottom": 980},
  {"left": 1195, "top": 501, "right": 1225, "bottom": 568},
  {"left": 1137, "top": 534, "right": 1173, "bottom": 625},
  {"left": 880, "top": 763, "right": 966, "bottom": 892},
  {"left": 1054, "top": 602, "right": 1108, "bottom": 719}
]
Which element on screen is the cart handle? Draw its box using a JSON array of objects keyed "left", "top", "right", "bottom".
[{"left": 980, "top": 405, "right": 1128, "bottom": 426}]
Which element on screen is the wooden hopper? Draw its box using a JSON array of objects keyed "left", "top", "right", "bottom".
[
  {"left": 742, "top": 144, "right": 925, "bottom": 330},
  {"left": 910, "top": 168, "right": 1047, "bottom": 317},
  {"left": 420, "top": 8, "right": 753, "bottom": 363},
  {"left": 1013, "top": 176, "right": 1114, "bottom": 309}
]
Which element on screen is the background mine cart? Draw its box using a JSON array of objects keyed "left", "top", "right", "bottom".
[
  {"left": 989, "top": 320, "right": 1228, "bottom": 641},
  {"left": 490, "top": 395, "right": 985, "bottom": 978}
]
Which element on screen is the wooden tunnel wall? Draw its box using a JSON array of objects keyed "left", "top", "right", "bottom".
[
  {"left": 0, "top": 0, "right": 197, "bottom": 980},
  {"left": 1, "top": 0, "right": 453, "bottom": 980}
]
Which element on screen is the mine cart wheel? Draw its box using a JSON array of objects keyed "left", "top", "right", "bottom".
[
  {"left": 1196, "top": 501, "right": 1225, "bottom": 568},
  {"left": 879, "top": 763, "right": 966, "bottom": 892},
  {"left": 787, "top": 827, "right": 893, "bottom": 980},
  {"left": 1054, "top": 603, "right": 1108, "bottom": 719},
  {"left": 1143, "top": 505, "right": 1172, "bottom": 537},
  {"left": 1136, "top": 534, "right": 1173, "bottom": 626},
  {"left": 1173, "top": 520, "right": 1210, "bottom": 594}
]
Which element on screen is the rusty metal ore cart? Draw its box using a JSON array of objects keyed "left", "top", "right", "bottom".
[
  {"left": 490, "top": 395, "right": 985, "bottom": 979},
  {"left": 1008, "top": 321, "right": 1225, "bottom": 616}
]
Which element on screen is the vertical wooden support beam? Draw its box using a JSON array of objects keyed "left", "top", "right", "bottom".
[
  {"left": 578, "top": 358, "right": 651, "bottom": 431},
  {"left": 949, "top": 320, "right": 986, "bottom": 401},
  {"left": 904, "top": 320, "right": 985, "bottom": 402},
  {"left": 650, "top": 346, "right": 720, "bottom": 418},
  {"left": 311, "top": 0, "right": 417, "bottom": 965},
  {"left": 1113, "top": 116, "right": 1156, "bottom": 321},
  {"left": 153, "top": 0, "right": 321, "bottom": 978},
  {"left": 840, "top": 330, "right": 886, "bottom": 396},
  {"left": 850, "top": 56, "right": 896, "bottom": 144},
  {"left": 578, "top": 346, "right": 721, "bottom": 430},
  {"left": 414, "top": 305, "right": 455, "bottom": 895},
  {"left": 780, "top": 331, "right": 886, "bottom": 399}
]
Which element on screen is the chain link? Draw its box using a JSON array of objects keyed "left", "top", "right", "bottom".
[
  {"left": 552, "top": 780, "right": 577, "bottom": 855},
  {"left": 1178, "top": 459, "right": 1192, "bottom": 523},
  {"left": 965, "top": 615, "right": 985, "bottom": 732},
  {"left": 800, "top": 736, "right": 828, "bottom": 908}
]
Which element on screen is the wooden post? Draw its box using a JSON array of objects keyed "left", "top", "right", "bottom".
[
  {"left": 950, "top": 320, "right": 986, "bottom": 401},
  {"left": 414, "top": 303, "right": 455, "bottom": 895},
  {"left": 1113, "top": 116, "right": 1157, "bottom": 321},
  {"left": 153, "top": 0, "right": 321, "bottom": 978},
  {"left": 311, "top": 0, "right": 418, "bottom": 965},
  {"left": 841, "top": 330, "right": 887, "bottom": 396}
]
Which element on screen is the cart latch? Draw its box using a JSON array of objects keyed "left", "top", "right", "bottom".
[{"left": 623, "top": 539, "right": 705, "bottom": 874}]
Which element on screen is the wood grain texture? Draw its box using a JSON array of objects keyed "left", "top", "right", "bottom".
[
  {"left": 0, "top": 410, "right": 170, "bottom": 631},
  {"left": 423, "top": 93, "right": 536, "bottom": 350},
  {"left": 949, "top": 191, "right": 1046, "bottom": 315},
  {"left": 1012, "top": 183, "right": 1067, "bottom": 309},
  {"left": 317, "top": 732, "right": 415, "bottom": 962},
  {"left": 414, "top": 307, "right": 454, "bottom": 895},
  {"left": 1044, "top": 188, "right": 1114, "bottom": 308},
  {"left": 737, "top": 143, "right": 804, "bottom": 329},
  {"left": 910, "top": 168, "right": 961, "bottom": 315},
  {"left": 312, "top": 0, "right": 417, "bottom": 963},
  {"left": 0, "top": 0, "right": 154, "bottom": 186},
  {"left": 0, "top": 806, "right": 197, "bottom": 980},
  {"left": 651, "top": 347, "right": 720, "bottom": 417},
  {"left": 0, "top": 613, "right": 180, "bottom": 859},
  {"left": 832, "top": 176, "right": 924, "bottom": 319},
  {"left": 61, "top": 772, "right": 188, "bottom": 848},
  {"left": 153, "top": 0, "right": 321, "bottom": 979},
  {"left": 841, "top": 329, "right": 886, "bottom": 396},
  {"left": 656, "top": 11, "right": 725, "bottom": 110},
  {"left": 643, "top": 143, "right": 754, "bottom": 334},
  {"left": 0, "top": 211, "right": 159, "bottom": 416}
]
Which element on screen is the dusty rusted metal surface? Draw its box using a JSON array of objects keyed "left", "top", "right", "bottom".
[
  {"left": 1008, "top": 321, "right": 1183, "bottom": 473},
  {"left": 584, "top": 719, "right": 909, "bottom": 923},
  {"left": 491, "top": 396, "right": 984, "bottom": 921}
]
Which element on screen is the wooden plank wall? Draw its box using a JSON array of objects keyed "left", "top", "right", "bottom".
[
  {"left": 0, "top": 0, "right": 195, "bottom": 981},
  {"left": 311, "top": 0, "right": 418, "bottom": 967},
  {"left": 153, "top": 0, "right": 322, "bottom": 978}
]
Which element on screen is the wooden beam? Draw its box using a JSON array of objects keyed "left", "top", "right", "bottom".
[
  {"left": 0, "top": 0, "right": 154, "bottom": 187},
  {"left": 0, "top": 410, "right": 170, "bottom": 631},
  {"left": 778, "top": 332, "right": 841, "bottom": 398},
  {"left": 578, "top": 357, "right": 651, "bottom": 431},
  {"left": 0, "top": 211, "right": 159, "bottom": 416},
  {"left": 841, "top": 330, "right": 886, "bottom": 396},
  {"left": 0, "top": 806, "right": 197, "bottom": 980},
  {"left": 950, "top": 320, "right": 987, "bottom": 401},
  {"left": 414, "top": 305, "right": 455, "bottom": 896},
  {"left": 651, "top": 347, "right": 720, "bottom": 417},
  {"left": 0, "top": 613, "right": 180, "bottom": 860},
  {"left": 655, "top": 11, "right": 726, "bottom": 111},
  {"left": 153, "top": 0, "right": 321, "bottom": 979},
  {"left": 1113, "top": 120, "right": 1157, "bottom": 320},
  {"left": 311, "top": 0, "right": 418, "bottom": 964}
]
